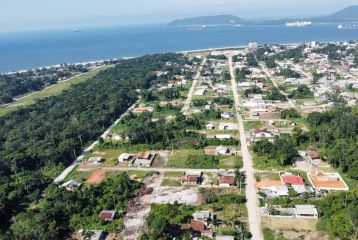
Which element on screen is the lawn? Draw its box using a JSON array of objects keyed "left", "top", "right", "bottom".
[
  {"left": 253, "top": 155, "right": 285, "bottom": 170},
  {"left": 0, "top": 65, "right": 112, "bottom": 116},
  {"left": 167, "top": 149, "right": 241, "bottom": 169}
]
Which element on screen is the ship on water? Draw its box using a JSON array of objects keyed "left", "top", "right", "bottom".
[
  {"left": 187, "top": 25, "right": 207, "bottom": 31},
  {"left": 337, "top": 24, "right": 358, "bottom": 30},
  {"left": 72, "top": 28, "right": 85, "bottom": 32},
  {"left": 285, "top": 21, "right": 312, "bottom": 27}
]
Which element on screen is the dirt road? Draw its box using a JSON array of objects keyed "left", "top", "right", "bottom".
[
  {"left": 182, "top": 58, "right": 206, "bottom": 114},
  {"left": 228, "top": 56, "right": 263, "bottom": 240}
]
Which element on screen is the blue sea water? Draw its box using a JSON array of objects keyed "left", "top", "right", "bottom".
[{"left": 0, "top": 23, "right": 357, "bottom": 73}]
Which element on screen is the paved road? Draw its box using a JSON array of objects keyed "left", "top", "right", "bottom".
[
  {"left": 228, "top": 57, "right": 263, "bottom": 240},
  {"left": 78, "top": 166, "right": 236, "bottom": 173},
  {"left": 53, "top": 97, "right": 141, "bottom": 184},
  {"left": 182, "top": 58, "right": 206, "bottom": 114}
]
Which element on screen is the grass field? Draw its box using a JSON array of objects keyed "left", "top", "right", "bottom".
[
  {"left": 167, "top": 149, "right": 241, "bottom": 169},
  {"left": 0, "top": 65, "right": 112, "bottom": 116}
]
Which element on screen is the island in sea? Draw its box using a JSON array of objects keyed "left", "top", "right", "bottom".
[{"left": 168, "top": 5, "right": 358, "bottom": 26}]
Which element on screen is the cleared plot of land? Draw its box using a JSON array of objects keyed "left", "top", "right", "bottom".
[
  {"left": 261, "top": 216, "right": 318, "bottom": 231},
  {"left": 86, "top": 170, "right": 107, "bottom": 184},
  {"left": 167, "top": 149, "right": 241, "bottom": 169},
  {"left": 0, "top": 65, "right": 112, "bottom": 116},
  {"left": 150, "top": 186, "right": 199, "bottom": 205}
]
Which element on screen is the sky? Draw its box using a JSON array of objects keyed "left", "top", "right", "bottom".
[{"left": 1, "top": 0, "right": 357, "bottom": 32}]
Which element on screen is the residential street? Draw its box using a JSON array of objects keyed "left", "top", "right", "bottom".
[
  {"left": 53, "top": 97, "right": 141, "bottom": 184},
  {"left": 182, "top": 58, "right": 206, "bottom": 114},
  {"left": 228, "top": 56, "right": 263, "bottom": 240}
]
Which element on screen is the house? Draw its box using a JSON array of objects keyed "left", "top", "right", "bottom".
[
  {"left": 81, "top": 230, "right": 106, "bottom": 240},
  {"left": 256, "top": 179, "right": 289, "bottom": 197},
  {"left": 308, "top": 171, "right": 349, "bottom": 191},
  {"left": 133, "top": 105, "right": 154, "bottom": 113},
  {"left": 181, "top": 172, "right": 202, "bottom": 184},
  {"left": 253, "top": 129, "right": 273, "bottom": 138},
  {"left": 221, "top": 112, "right": 234, "bottom": 119},
  {"left": 192, "top": 211, "right": 211, "bottom": 221},
  {"left": 118, "top": 153, "right": 134, "bottom": 163},
  {"left": 280, "top": 173, "right": 304, "bottom": 186},
  {"left": 88, "top": 157, "right": 103, "bottom": 164},
  {"left": 307, "top": 151, "right": 321, "bottom": 166},
  {"left": 215, "top": 236, "right": 235, "bottom": 240},
  {"left": 219, "top": 123, "right": 238, "bottom": 130},
  {"left": 190, "top": 219, "right": 213, "bottom": 237},
  {"left": 131, "top": 152, "right": 155, "bottom": 167},
  {"left": 206, "top": 123, "right": 215, "bottom": 130},
  {"left": 99, "top": 210, "right": 115, "bottom": 221},
  {"left": 218, "top": 174, "right": 236, "bottom": 187},
  {"left": 265, "top": 205, "right": 318, "bottom": 219},
  {"left": 215, "top": 134, "right": 232, "bottom": 140},
  {"left": 294, "top": 205, "right": 318, "bottom": 218},
  {"left": 216, "top": 145, "right": 230, "bottom": 155},
  {"left": 61, "top": 179, "right": 81, "bottom": 191}
]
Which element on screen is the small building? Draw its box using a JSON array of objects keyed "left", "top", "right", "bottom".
[
  {"left": 218, "top": 174, "right": 236, "bottom": 187},
  {"left": 61, "top": 179, "right": 81, "bottom": 191},
  {"left": 215, "top": 134, "right": 232, "bottom": 140},
  {"left": 206, "top": 123, "right": 215, "bottom": 130},
  {"left": 81, "top": 230, "right": 106, "bottom": 240},
  {"left": 133, "top": 105, "right": 154, "bottom": 113},
  {"left": 118, "top": 153, "right": 134, "bottom": 163},
  {"left": 215, "top": 236, "right": 235, "bottom": 240},
  {"left": 216, "top": 145, "right": 230, "bottom": 155},
  {"left": 294, "top": 205, "right": 318, "bottom": 218},
  {"left": 99, "top": 210, "right": 115, "bottom": 221},
  {"left": 280, "top": 173, "right": 304, "bottom": 186},
  {"left": 219, "top": 123, "right": 238, "bottom": 130},
  {"left": 192, "top": 211, "right": 211, "bottom": 221},
  {"left": 131, "top": 152, "right": 155, "bottom": 167},
  {"left": 256, "top": 179, "right": 289, "bottom": 197},
  {"left": 88, "top": 157, "right": 103, "bottom": 164},
  {"left": 221, "top": 112, "right": 234, "bottom": 119},
  {"left": 307, "top": 151, "right": 321, "bottom": 166},
  {"left": 181, "top": 172, "right": 202, "bottom": 185},
  {"left": 253, "top": 129, "right": 273, "bottom": 138}
]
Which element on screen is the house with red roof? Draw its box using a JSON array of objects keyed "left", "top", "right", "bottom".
[
  {"left": 280, "top": 173, "right": 304, "bottom": 186},
  {"left": 99, "top": 210, "right": 115, "bottom": 221}
]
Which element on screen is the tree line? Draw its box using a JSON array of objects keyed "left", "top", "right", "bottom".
[{"left": 0, "top": 53, "right": 187, "bottom": 238}]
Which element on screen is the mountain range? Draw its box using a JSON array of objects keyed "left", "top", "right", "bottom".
[{"left": 168, "top": 5, "right": 358, "bottom": 26}]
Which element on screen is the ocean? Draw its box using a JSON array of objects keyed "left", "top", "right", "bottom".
[{"left": 0, "top": 23, "right": 357, "bottom": 73}]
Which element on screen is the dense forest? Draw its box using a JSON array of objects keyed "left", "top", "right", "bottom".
[
  {"left": 0, "top": 64, "right": 95, "bottom": 104},
  {"left": 11, "top": 173, "right": 138, "bottom": 239},
  {"left": 0, "top": 53, "right": 188, "bottom": 238}
]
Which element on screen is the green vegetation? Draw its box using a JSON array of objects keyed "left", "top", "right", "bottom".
[
  {"left": 167, "top": 150, "right": 242, "bottom": 169},
  {"left": 288, "top": 85, "right": 313, "bottom": 99},
  {"left": 280, "top": 108, "right": 301, "bottom": 119},
  {"left": 277, "top": 68, "right": 301, "bottom": 78},
  {"left": 253, "top": 137, "right": 298, "bottom": 166},
  {"left": 141, "top": 203, "right": 194, "bottom": 240},
  {"left": 0, "top": 53, "right": 190, "bottom": 238},
  {"left": 307, "top": 107, "right": 358, "bottom": 179},
  {"left": 265, "top": 87, "right": 286, "bottom": 101},
  {"left": 10, "top": 173, "right": 139, "bottom": 239},
  {"left": 244, "top": 86, "right": 263, "bottom": 97},
  {"left": 0, "top": 66, "right": 112, "bottom": 116},
  {"left": 0, "top": 63, "right": 102, "bottom": 105}
]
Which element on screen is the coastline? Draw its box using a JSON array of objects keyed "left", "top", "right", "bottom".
[{"left": 1, "top": 43, "right": 303, "bottom": 75}]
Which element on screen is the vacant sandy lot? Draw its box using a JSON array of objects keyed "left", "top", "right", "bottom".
[
  {"left": 150, "top": 186, "right": 199, "bottom": 205},
  {"left": 86, "top": 170, "right": 107, "bottom": 184},
  {"left": 261, "top": 216, "right": 317, "bottom": 231}
]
